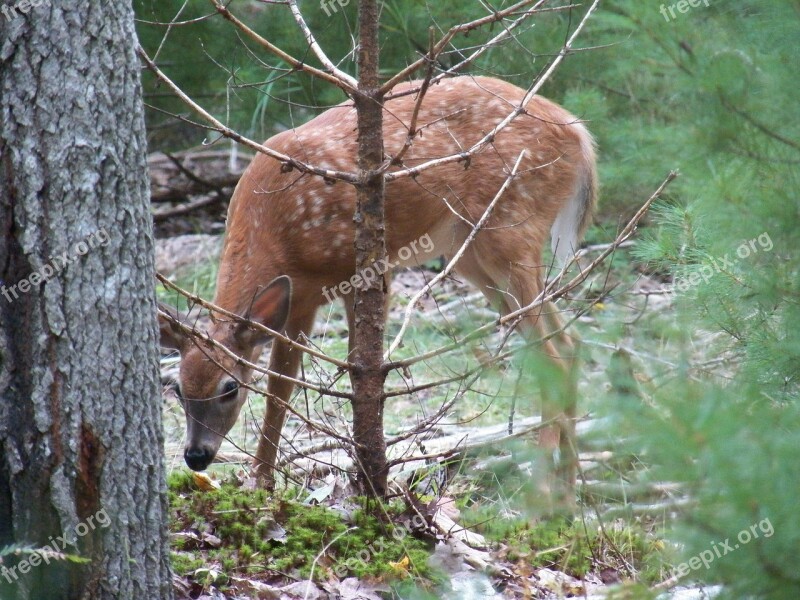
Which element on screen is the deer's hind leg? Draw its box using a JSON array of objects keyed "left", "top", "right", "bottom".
[{"left": 458, "top": 243, "right": 579, "bottom": 509}]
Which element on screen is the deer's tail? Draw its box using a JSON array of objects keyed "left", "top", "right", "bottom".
[{"left": 550, "top": 125, "right": 598, "bottom": 265}]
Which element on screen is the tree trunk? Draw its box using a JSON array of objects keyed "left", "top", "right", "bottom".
[
  {"left": 0, "top": 3, "right": 171, "bottom": 599},
  {"left": 350, "top": 0, "right": 389, "bottom": 497}
]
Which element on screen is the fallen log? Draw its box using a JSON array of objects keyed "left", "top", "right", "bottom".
[{"left": 148, "top": 146, "right": 252, "bottom": 204}]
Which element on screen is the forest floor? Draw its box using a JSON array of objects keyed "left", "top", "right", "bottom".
[{"left": 157, "top": 233, "right": 728, "bottom": 600}]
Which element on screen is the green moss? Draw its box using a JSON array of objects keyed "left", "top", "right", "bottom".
[
  {"left": 525, "top": 517, "right": 594, "bottom": 577},
  {"left": 167, "top": 470, "right": 195, "bottom": 494},
  {"left": 168, "top": 479, "right": 440, "bottom": 586},
  {"left": 171, "top": 551, "right": 204, "bottom": 575},
  {"left": 221, "top": 556, "right": 236, "bottom": 572},
  {"left": 238, "top": 544, "right": 253, "bottom": 564},
  {"left": 463, "top": 496, "right": 666, "bottom": 584}
]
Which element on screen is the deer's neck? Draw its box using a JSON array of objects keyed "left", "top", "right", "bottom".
[{"left": 213, "top": 216, "right": 288, "bottom": 316}]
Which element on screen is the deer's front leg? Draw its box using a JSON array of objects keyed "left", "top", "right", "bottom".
[{"left": 254, "top": 310, "right": 316, "bottom": 487}]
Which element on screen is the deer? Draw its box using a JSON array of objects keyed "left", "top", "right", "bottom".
[{"left": 159, "top": 75, "right": 597, "bottom": 499}]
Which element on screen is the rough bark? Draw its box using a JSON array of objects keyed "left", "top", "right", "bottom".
[
  {"left": 350, "top": 0, "right": 389, "bottom": 497},
  {"left": 0, "top": 3, "right": 171, "bottom": 599}
]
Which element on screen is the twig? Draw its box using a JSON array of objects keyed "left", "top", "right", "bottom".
[
  {"left": 720, "top": 94, "right": 800, "bottom": 152},
  {"left": 164, "top": 152, "right": 226, "bottom": 192},
  {"left": 384, "top": 4, "right": 582, "bottom": 102},
  {"left": 383, "top": 0, "right": 601, "bottom": 183},
  {"left": 380, "top": 0, "right": 549, "bottom": 93},
  {"left": 387, "top": 417, "right": 559, "bottom": 467},
  {"left": 499, "top": 171, "right": 678, "bottom": 328},
  {"left": 382, "top": 28, "right": 438, "bottom": 170},
  {"left": 304, "top": 527, "right": 357, "bottom": 599},
  {"left": 277, "top": 438, "right": 346, "bottom": 468},
  {"left": 385, "top": 302, "right": 589, "bottom": 398},
  {"left": 152, "top": 194, "right": 224, "bottom": 221},
  {"left": 286, "top": 0, "right": 358, "bottom": 90},
  {"left": 210, "top": 0, "right": 357, "bottom": 94},
  {"left": 156, "top": 306, "right": 351, "bottom": 399},
  {"left": 156, "top": 272, "right": 349, "bottom": 369},
  {"left": 384, "top": 172, "right": 676, "bottom": 373},
  {"left": 136, "top": 44, "right": 360, "bottom": 185}
]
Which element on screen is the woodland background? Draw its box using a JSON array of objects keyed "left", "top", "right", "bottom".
[{"left": 134, "top": 0, "right": 800, "bottom": 598}]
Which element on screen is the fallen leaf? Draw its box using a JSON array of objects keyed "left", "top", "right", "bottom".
[
  {"left": 192, "top": 471, "right": 220, "bottom": 491},
  {"left": 388, "top": 555, "right": 410, "bottom": 575},
  {"left": 193, "top": 567, "right": 227, "bottom": 586}
]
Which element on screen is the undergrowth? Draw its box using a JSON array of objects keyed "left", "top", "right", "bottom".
[{"left": 168, "top": 472, "right": 440, "bottom": 590}]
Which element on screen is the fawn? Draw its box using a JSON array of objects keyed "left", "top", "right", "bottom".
[{"left": 159, "top": 75, "right": 597, "bottom": 496}]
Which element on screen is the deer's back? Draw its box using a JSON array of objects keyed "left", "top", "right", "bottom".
[{"left": 217, "top": 76, "right": 592, "bottom": 309}]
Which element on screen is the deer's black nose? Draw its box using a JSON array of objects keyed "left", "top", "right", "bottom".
[{"left": 184, "top": 448, "right": 213, "bottom": 471}]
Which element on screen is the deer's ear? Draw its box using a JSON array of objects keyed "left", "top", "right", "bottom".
[
  {"left": 236, "top": 276, "right": 292, "bottom": 346},
  {"left": 158, "top": 302, "right": 188, "bottom": 350}
]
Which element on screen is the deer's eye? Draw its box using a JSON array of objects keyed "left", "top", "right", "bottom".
[{"left": 221, "top": 380, "right": 239, "bottom": 399}]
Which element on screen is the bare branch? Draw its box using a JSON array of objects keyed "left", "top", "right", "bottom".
[
  {"left": 159, "top": 321, "right": 354, "bottom": 455},
  {"left": 156, "top": 272, "right": 350, "bottom": 369},
  {"left": 209, "top": 0, "right": 358, "bottom": 94},
  {"left": 382, "top": 28, "right": 438, "bottom": 170},
  {"left": 379, "top": 0, "right": 549, "bottom": 94},
  {"left": 384, "top": 4, "right": 582, "bottom": 103},
  {"left": 152, "top": 193, "right": 223, "bottom": 221},
  {"left": 385, "top": 302, "right": 590, "bottom": 396},
  {"left": 136, "top": 44, "right": 360, "bottom": 184},
  {"left": 158, "top": 305, "right": 351, "bottom": 399},
  {"left": 499, "top": 171, "right": 679, "bottom": 328},
  {"left": 385, "top": 172, "right": 678, "bottom": 370},
  {"left": 384, "top": 0, "right": 601, "bottom": 183},
  {"left": 286, "top": 0, "right": 359, "bottom": 89}
]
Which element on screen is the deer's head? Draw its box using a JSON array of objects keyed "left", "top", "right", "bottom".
[{"left": 158, "top": 276, "right": 292, "bottom": 471}]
